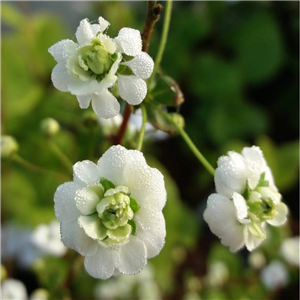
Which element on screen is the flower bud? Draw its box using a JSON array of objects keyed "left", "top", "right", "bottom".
[
  {"left": 1, "top": 135, "right": 19, "bottom": 159},
  {"left": 40, "top": 118, "right": 60, "bottom": 137},
  {"left": 82, "top": 111, "right": 99, "bottom": 129},
  {"left": 1, "top": 264, "right": 7, "bottom": 281}
]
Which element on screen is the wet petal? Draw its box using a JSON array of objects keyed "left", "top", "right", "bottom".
[
  {"left": 84, "top": 246, "right": 116, "bottom": 279},
  {"left": 116, "top": 236, "right": 147, "bottom": 274},
  {"left": 91, "top": 90, "right": 120, "bottom": 119},
  {"left": 122, "top": 52, "right": 154, "bottom": 79},
  {"left": 73, "top": 160, "right": 101, "bottom": 186},
  {"left": 115, "top": 27, "right": 142, "bottom": 56},
  {"left": 118, "top": 75, "right": 147, "bottom": 105}
]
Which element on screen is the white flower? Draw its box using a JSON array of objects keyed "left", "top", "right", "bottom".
[
  {"left": 1, "top": 223, "right": 40, "bottom": 268},
  {"left": 54, "top": 145, "right": 166, "bottom": 279},
  {"left": 31, "top": 220, "right": 67, "bottom": 257},
  {"left": 204, "top": 146, "right": 288, "bottom": 252},
  {"left": 260, "top": 260, "right": 288, "bottom": 290},
  {"left": 1, "top": 279, "right": 27, "bottom": 300},
  {"left": 49, "top": 17, "right": 154, "bottom": 119},
  {"left": 280, "top": 236, "right": 300, "bottom": 267}
]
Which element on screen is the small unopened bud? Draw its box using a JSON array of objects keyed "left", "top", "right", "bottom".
[
  {"left": 1, "top": 264, "right": 7, "bottom": 281},
  {"left": 40, "top": 118, "right": 60, "bottom": 137},
  {"left": 82, "top": 111, "right": 99, "bottom": 129},
  {"left": 1, "top": 135, "right": 19, "bottom": 159}
]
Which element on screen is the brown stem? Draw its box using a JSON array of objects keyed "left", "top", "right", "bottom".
[
  {"left": 115, "top": 103, "right": 132, "bottom": 145},
  {"left": 141, "top": 1, "right": 163, "bottom": 52}
]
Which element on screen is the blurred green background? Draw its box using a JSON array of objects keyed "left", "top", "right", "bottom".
[{"left": 1, "top": 1, "right": 299, "bottom": 300}]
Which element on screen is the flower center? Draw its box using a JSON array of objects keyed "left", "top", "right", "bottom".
[
  {"left": 67, "top": 38, "right": 118, "bottom": 82},
  {"left": 77, "top": 178, "right": 140, "bottom": 247}
]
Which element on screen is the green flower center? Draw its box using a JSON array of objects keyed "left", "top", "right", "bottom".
[
  {"left": 79, "top": 178, "right": 140, "bottom": 247},
  {"left": 67, "top": 38, "right": 118, "bottom": 82}
]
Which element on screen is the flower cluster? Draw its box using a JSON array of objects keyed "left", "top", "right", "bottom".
[
  {"left": 54, "top": 145, "right": 166, "bottom": 279},
  {"left": 49, "top": 17, "right": 154, "bottom": 119},
  {"left": 204, "top": 146, "right": 288, "bottom": 252}
]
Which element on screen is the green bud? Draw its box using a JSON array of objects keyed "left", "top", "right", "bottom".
[
  {"left": 1, "top": 135, "right": 19, "bottom": 159},
  {"left": 1, "top": 264, "right": 7, "bottom": 281},
  {"left": 82, "top": 111, "right": 99, "bottom": 129},
  {"left": 40, "top": 118, "right": 60, "bottom": 137}
]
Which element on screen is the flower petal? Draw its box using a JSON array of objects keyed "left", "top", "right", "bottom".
[
  {"left": 135, "top": 211, "right": 166, "bottom": 258},
  {"left": 73, "top": 160, "right": 101, "bottom": 186},
  {"left": 267, "top": 202, "right": 288, "bottom": 226},
  {"left": 60, "top": 220, "right": 78, "bottom": 251},
  {"left": 98, "top": 16, "right": 110, "bottom": 33},
  {"left": 244, "top": 225, "right": 264, "bottom": 251},
  {"left": 122, "top": 52, "right": 154, "bottom": 79},
  {"left": 97, "top": 145, "right": 129, "bottom": 185},
  {"left": 242, "top": 146, "right": 266, "bottom": 189},
  {"left": 123, "top": 152, "right": 166, "bottom": 211},
  {"left": 67, "top": 78, "right": 99, "bottom": 96},
  {"left": 75, "top": 185, "right": 103, "bottom": 215},
  {"left": 76, "top": 18, "right": 95, "bottom": 45},
  {"left": 91, "top": 90, "right": 120, "bottom": 119},
  {"left": 115, "top": 27, "right": 142, "bottom": 56},
  {"left": 118, "top": 75, "right": 147, "bottom": 105},
  {"left": 232, "top": 192, "right": 249, "bottom": 222},
  {"left": 74, "top": 226, "right": 98, "bottom": 256},
  {"left": 215, "top": 152, "right": 248, "bottom": 198},
  {"left": 203, "top": 193, "right": 245, "bottom": 252},
  {"left": 84, "top": 246, "right": 116, "bottom": 279},
  {"left": 51, "top": 64, "right": 71, "bottom": 92},
  {"left": 78, "top": 215, "right": 107, "bottom": 240},
  {"left": 48, "top": 39, "right": 77, "bottom": 64},
  {"left": 76, "top": 94, "right": 92, "bottom": 109},
  {"left": 116, "top": 236, "right": 147, "bottom": 274},
  {"left": 54, "top": 182, "right": 81, "bottom": 222}
]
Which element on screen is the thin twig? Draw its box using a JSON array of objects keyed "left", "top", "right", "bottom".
[{"left": 141, "top": 1, "right": 163, "bottom": 52}]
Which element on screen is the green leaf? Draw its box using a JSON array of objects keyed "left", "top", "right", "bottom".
[
  {"left": 145, "top": 102, "right": 185, "bottom": 134},
  {"left": 128, "top": 219, "right": 137, "bottom": 236},
  {"left": 151, "top": 75, "right": 184, "bottom": 107},
  {"left": 100, "top": 178, "right": 115, "bottom": 192},
  {"left": 129, "top": 197, "right": 140, "bottom": 213}
]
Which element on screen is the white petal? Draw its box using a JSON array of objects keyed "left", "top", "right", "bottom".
[
  {"left": 118, "top": 75, "right": 147, "bottom": 105},
  {"left": 76, "top": 94, "right": 92, "bottom": 109},
  {"left": 244, "top": 225, "right": 264, "bottom": 251},
  {"left": 75, "top": 185, "right": 102, "bottom": 215},
  {"left": 232, "top": 192, "right": 249, "bottom": 221},
  {"left": 203, "top": 193, "right": 245, "bottom": 252},
  {"left": 73, "top": 160, "right": 101, "bottom": 186},
  {"left": 91, "top": 24, "right": 101, "bottom": 36},
  {"left": 91, "top": 90, "right": 120, "bottom": 119},
  {"left": 99, "top": 34, "right": 116, "bottom": 54},
  {"left": 51, "top": 64, "right": 71, "bottom": 92},
  {"left": 84, "top": 246, "right": 116, "bottom": 279},
  {"left": 74, "top": 226, "right": 98, "bottom": 256},
  {"left": 135, "top": 211, "right": 166, "bottom": 258},
  {"left": 215, "top": 152, "right": 248, "bottom": 198},
  {"left": 48, "top": 39, "right": 77, "bottom": 63},
  {"left": 54, "top": 182, "right": 81, "bottom": 222},
  {"left": 116, "top": 236, "right": 147, "bottom": 274},
  {"left": 97, "top": 145, "right": 129, "bottom": 185},
  {"left": 67, "top": 78, "right": 99, "bottom": 96},
  {"left": 115, "top": 27, "right": 142, "bottom": 56},
  {"left": 1, "top": 279, "right": 28, "bottom": 300},
  {"left": 122, "top": 52, "right": 154, "bottom": 79},
  {"left": 123, "top": 151, "right": 166, "bottom": 211},
  {"left": 78, "top": 215, "right": 107, "bottom": 240},
  {"left": 98, "top": 16, "right": 110, "bottom": 32},
  {"left": 242, "top": 146, "right": 267, "bottom": 189},
  {"left": 267, "top": 202, "right": 288, "bottom": 226},
  {"left": 76, "top": 18, "right": 95, "bottom": 45},
  {"left": 60, "top": 220, "right": 78, "bottom": 251}
]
